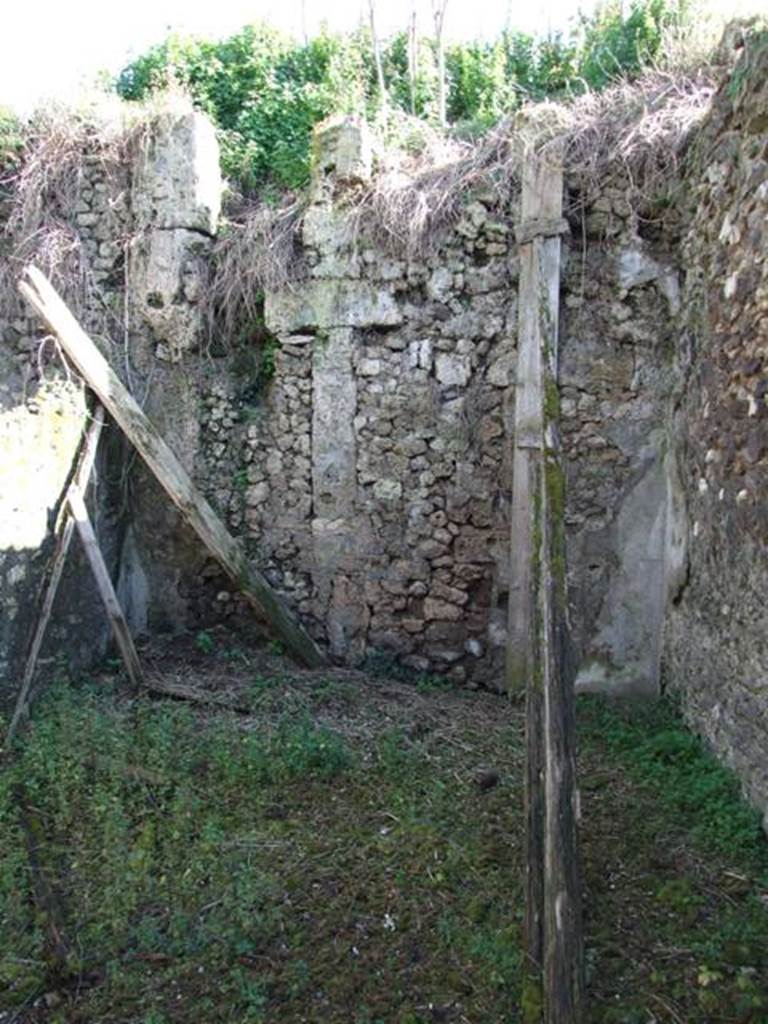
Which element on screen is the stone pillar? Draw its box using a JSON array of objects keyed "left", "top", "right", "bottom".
[
  {"left": 119, "top": 100, "right": 222, "bottom": 633},
  {"left": 265, "top": 117, "right": 394, "bottom": 662}
]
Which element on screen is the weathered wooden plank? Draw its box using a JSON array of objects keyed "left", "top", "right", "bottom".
[
  {"left": 18, "top": 266, "right": 326, "bottom": 669},
  {"left": 67, "top": 484, "right": 145, "bottom": 692},
  {"left": 6, "top": 407, "right": 106, "bottom": 744},
  {"left": 507, "top": 242, "right": 543, "bottom": 697},
  {"left": 514, "top": 216, "right": 569, "bottom": 246},
  {"left": 539, "top": 451, "right": 584, "bottom": 1023},
  {"left": 146, "top": 677, "right": 254, "bottom": 714},
  {"left": 508, "top": 145, "right": 584, "bottom": 1022}
]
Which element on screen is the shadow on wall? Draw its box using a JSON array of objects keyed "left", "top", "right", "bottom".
[{"left": 0, "top": 379, "right": 107, "bottom": 701}]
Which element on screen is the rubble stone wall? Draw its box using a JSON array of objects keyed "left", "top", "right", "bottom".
[
  {"left": 250, "top": 118, "right": 680, "bottom": 690},
  {"left": 1, "top": 38, "right": 766, "bottom": 830},
  {"left": 0, "top": 146, "right": 131, "bottom": 697},
  {"left": 663, "top": 33, "right": 768, "bottom": 829},
  {"left": 0, "top": 99, "right": 225, "bottom": 702}
]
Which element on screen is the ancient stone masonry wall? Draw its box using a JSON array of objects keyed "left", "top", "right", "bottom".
[
  {"left": 117, "top": 104, "right": 223, "bottom": 636},
  {"left": 2, "top": 42, "right": 766, "bottom": 825},
  {"left": 0, "top": 148, "right": 131, "bottom": 698},
  {"left": 663, "top": 33, "right": 768, "bottom": 829},
  {"left": 0, "top": 100, "right": 224, "bottom": 701},
  {"left": 562, "top": 233, "right": 685, "bottom": 695},
  {"left": 0, "top": 101, "right": 693, "bottom": 703},
  {"left": 240, "top": 117, "right": 682, "bottom": 689},
  {"left": 255, "top": 120, "right": 519, "bottom": 686}
]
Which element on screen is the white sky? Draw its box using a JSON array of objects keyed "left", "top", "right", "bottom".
[
  {"left": 1, "top": 0, "right": 595, "bottom": 114},
  {"left": 1, "top": 0, "right": 764, "bottom": 114}
]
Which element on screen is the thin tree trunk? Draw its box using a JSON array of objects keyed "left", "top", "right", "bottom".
[
  {"left": 431, "top": 0, "right": 448, "bottom": 128},
  {"left": 408, "top": 3, "right": 418, "bottom": 116},
  {"left": 368, "top": 0, "right": 389, "bottom": 124}
]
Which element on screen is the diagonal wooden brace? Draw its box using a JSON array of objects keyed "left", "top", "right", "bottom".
[{"left": 18, "top": 265, "right": 326, "bottom": 670}]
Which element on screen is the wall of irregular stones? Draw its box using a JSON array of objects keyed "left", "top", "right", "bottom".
[
  {"left": 663, "top": 31, "right": 768, "bottom": 830},
  {"left": 1, "top": 37, "right": 765, "bottom": 830},
  {"left": 0, "top": 98, "right": 226, "bottom": 704},
  {"left": 0, "top": 146, "right": 131, "bottom": 698},
  {"left": 250, "top": 118, "right": 684, "bottom": 691},
  {"left": 0, "top": 97, "right": 687, "bottom": 701}
]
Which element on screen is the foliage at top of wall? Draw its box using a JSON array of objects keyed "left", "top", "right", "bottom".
[
  {"left": 0, "top": 108, "right": 24, "bottom": 174},
  {"left": 115, "top": 0, "right": 692, "bottom": 194}
]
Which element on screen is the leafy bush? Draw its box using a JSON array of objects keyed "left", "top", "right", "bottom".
[
  {"left": 117, "top": 24, "right": 368, "bottom": 189},
  {"left": 0, "top": 106, "right": 24, "bottom": 170},
  {"left": 115, "top": 0, "right": 692, "bottom": 194},
  {"left": 578, "top": 0, "right": 686, "bottom": 90}
]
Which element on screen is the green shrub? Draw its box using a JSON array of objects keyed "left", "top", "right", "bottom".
[
  {"left": 0, "top": 106, "right": 24, "bottom": 170},
  {"left": 115, "top": 0, "right": 692, "bottom": 194}
]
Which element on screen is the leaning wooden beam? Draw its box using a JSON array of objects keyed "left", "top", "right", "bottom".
[
  {"left": 67, "top": 484, "right": 145, "bottom": 693},
  {"left": 19, "top": 266, "right": 326, "bottom": 669},
  {"left": 507, "top": 146, "right": 584, "bottom": 1022},
  {"left": 6, "top": 407, "right": 106, "bottom": 744}
]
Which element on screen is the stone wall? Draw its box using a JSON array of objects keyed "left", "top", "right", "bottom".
[
  {"left": 255, "top": 129, "right": 517, "bottom": 685},
  {"left": 244, "top": 117, "right": 681, "bottom": 690},
  {"left": 0, "top": 145, "right": 131, "bottom": 700},
  {"left": 562, "top": 236, "right": 687, "bottom": 695},
  {"left": 0, "top": 98, "right": 225, "bottom": 702},
  {"left": 1, "top": 39, "right": 766, "bottom": 828},
  {"left": 0, "top": 101, "right": 686, "bottom": 699},
  {"left": 663, "top": 31, "right": 768, "bottom": 829}
]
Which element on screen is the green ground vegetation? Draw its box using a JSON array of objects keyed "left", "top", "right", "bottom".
[
  {"left": 0, "top": 649, "right": 766, "bottom": 1022},
  {"left": 578, "top": 695, "right": 768, "bottom": 1021}
]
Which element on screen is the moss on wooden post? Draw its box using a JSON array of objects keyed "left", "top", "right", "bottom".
[{"left": 509, "top": 146, "right": 584, "bottom": 1023}]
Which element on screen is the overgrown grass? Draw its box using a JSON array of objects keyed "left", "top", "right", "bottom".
[
  {"left": 578, "top": 695, "right": 768, "bottom": 1021},
  {"left": 1, "top": 677, "right": 767, "bottom": 1022},
  {"left": 1, "top": 684, "right": 355, "bottom": 1018},
  {"left": 579, "top": 696, "right": 768, "bottom": 872},
  {"left": 0, "top": 679, "right": 525, "bottom": 1022}
]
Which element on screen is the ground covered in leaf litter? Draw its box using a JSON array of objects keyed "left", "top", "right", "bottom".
[{"left": 1, "top": 630, "right": 767, "bottom": 1023}]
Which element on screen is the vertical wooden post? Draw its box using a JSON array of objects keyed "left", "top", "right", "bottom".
[{"left": 507, "top": 145, "right": 584, "bottom": 1022}]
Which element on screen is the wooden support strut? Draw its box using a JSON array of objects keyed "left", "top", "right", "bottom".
[
  {"left": 67, "top": 483, "right": 145, "bottom": 693},
  {"left": 18, "top": 266, "right": 326, "bottom": 670},
  {"left": 507, "top": 147, "right": 584, "bottom": 1022}
]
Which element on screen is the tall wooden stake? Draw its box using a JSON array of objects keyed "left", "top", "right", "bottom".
[
  {"left": 18, "top": 266, "right": 326, "bottom": 670},
  {"left": 507, "top": 145, "right": 584, "bottom": 1021}
]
